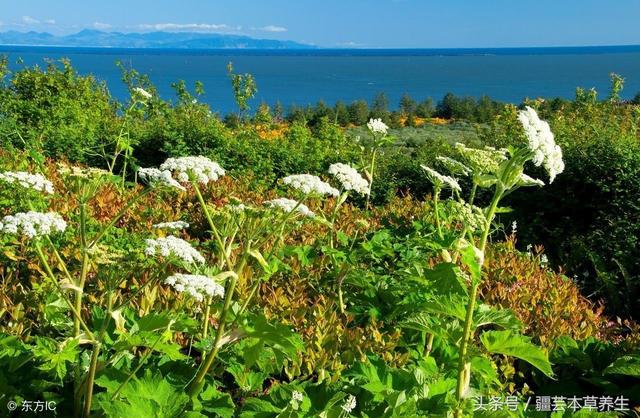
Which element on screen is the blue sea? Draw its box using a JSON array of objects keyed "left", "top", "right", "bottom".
[{"left": 1, "top": 45, "right": 639, "bottom": 113}]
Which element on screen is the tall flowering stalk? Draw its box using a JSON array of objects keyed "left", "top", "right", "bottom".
[
  {"left": 362, "top": 118, "right": 391, "bottom": 210},
  {"left": 419, "top": 108, "right": 564, "bottom": 417},
  {"left": 104, "top": 86, "right": 153, "bottom": 186}
]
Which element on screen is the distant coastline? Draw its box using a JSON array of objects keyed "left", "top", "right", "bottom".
[
  {"left": 1, "top": 44, "right": 639, "bottom": 57},
  {"left": 1, "top": 43, "right": 639, "bottom": 112}
]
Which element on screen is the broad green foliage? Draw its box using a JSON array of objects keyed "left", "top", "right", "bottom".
[{"left": 480, "top": 330, "right": 553, "bottom": 377}]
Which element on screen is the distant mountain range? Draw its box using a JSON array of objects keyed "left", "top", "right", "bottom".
[{"left": 0, "top": 29, "right": 315, "bottom": 49}]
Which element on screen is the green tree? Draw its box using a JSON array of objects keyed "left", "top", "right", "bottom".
[
  {"left": 399, "top": 93, "right": 417, "bottom": 116},
  {"left": 227, "top": 62, "right": 257, "bottom": 121},
  {"left": 348, "top": 100, "right": 370, "bottom": 125}
]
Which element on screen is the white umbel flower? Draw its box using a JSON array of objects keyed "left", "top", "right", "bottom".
[
  {"left": 421, "top": 165, "right": 461, "bottom": 192},
  {"left": 518, "top": 106, "right": 565, "bottom": 183},
  {"left": 291, "top": 390, "right": 304, "bottom": 402},
  {"left": 153, "top": 221, "right": 189, "bottom": 230},
  {"left": 133, "top": 87, "right": 152, "bottom": 99},
  {"left": 138, "top": 168, "right": 186, "bottom": 191},
  {"left": 328, "top": 163, "right": 370, "bottom": 195},
  {"left": 0, "top": 171, "right": 54, "bottom": 194},
  {"left": 1, "top": 211, "right": 66, "bottom": 238},
  {"left": 341, "top": 395, "right": 357, "bottom": 413},
  {"left": 366, "top": 118, "right": 388, "bottom": 135},
  {"left": 264, "top": 198, "right": 314, "bottom": 217},
  {"left": 436, "top": 156, "right": 471, "bottom": 177},
  {"left": 164, "top": 273, "right": 225, "bottom": 302},
  {"left": 160, "top": 156, "right": 225, "bottom": 185},
  {"left": 282, "top": 174, "right": 339, "bottom": 197},
  {"left": 145, "top": 236, "right": 205, "bottom": 264}
]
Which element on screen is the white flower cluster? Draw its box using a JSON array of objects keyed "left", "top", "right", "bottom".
[
  {"left": 138, "top": 168, "right": 186, "bottom": 191},
  {"left": 420, "top": 165, "right": 461, "bottom": 192},
  {"left": 227, "top": 203, "right": 250, "bottom": 214},
  {"left": 145, "top": 236, "right": 205, "bottom": 264},
  {"left": 366, "top": 118, "right": 388, "bottom": 135},
  {"left": 1, "top": 211, "right": 66, "bottom": 238},
  {"left": 518, "top": 106, "right": 565, "bottom": 183},
  {"left": 282, "top": 174, "right": 339, "bottom": 197},
  {"left": 454, "top": 143, "right": 508, "bottom": 174},
  {"left": 328, "top": 163, "right": 370, "bottom": 195},
  {"left": 0, "top": 171, "right": 54, "bottom": 194},
  {"left": 436, "top": 156, "right": 471, "bottom": 177},
  {"left": 153, "top": 221, "right": 189, "bottom": 230},
  {"left": 448, "top": 201, "right": 487, "bottom": 232},
  {"left": 164, "top": 273, "right": 225, "bottom": 302},
  {"left": 291, "top": 391, "right": 304, "bottom": 402},
  {"left": 264, "top": 198, "right": 315, "bottom": 217},
  {"left": 342, "top": 395, "right": 357, "bottom": 413},
  {"left": 57, "top": 164, "right": 110, "bottom": 179},
  {"left": 160, "top": 156, "right": 225, "bottom": 185},
  {"left": 133, "top": 87, "right": 152, "bottom": 99}
]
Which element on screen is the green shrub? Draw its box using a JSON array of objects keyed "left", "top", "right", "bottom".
[{"left": 0, "top": 59, "right": 117, "bottom": 163}]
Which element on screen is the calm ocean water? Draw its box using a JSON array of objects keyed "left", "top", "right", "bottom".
[{"left": 1, "top": 45, "right": 639, "bottom": 113}]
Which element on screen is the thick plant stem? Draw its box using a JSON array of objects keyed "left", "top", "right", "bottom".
[
  {"left": 365, "top": 148, "right": 378, "bottom": 211},
  {"left": 34, "top": 243, "right": 93, "bottom": 338},
  {"left": 82, "top": 342, "right": 101, "bottom": 418},
  {"left": 454, "top": 283, "right": 479, "bottom": 416},
  {"left": 193, "top": 183, "right": 232, "bottom": 268},
  {"left": 468, "top": 182, "right": 478, "bottom": 206},
  {"left": 433, "top": 187, "right": 443, "bottom": 240},
  {"left": 185, "top": 274, "right": 238, "bottom": 397},
  {"left": 423, "top": 333, "right": 435, "bottom": 358},
  {"left": 453, "top": 188, "right": 502, "bottom": 417},
  {"left": 202, "top": 296, "right": 212, "bottom": 339}
]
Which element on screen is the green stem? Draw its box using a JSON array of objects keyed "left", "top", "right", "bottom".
[
  {"left": 365, "top": 148, "right": 378, "bottom": 211},
  {"left": 453, "top": 187, "right": 502, "bottom": 417},
  {"left": 468, "top": 182, "right": 478, "bottom": 206},
  {"left": 185, "top": 273, "right": 238, "bottom": 397},
  {"left": 110, "top": 332, "right": 164, "bottom": 401},
  {"left": 193, "top": 182, "right": 232, "bottom": 268},
  {"left": 202, "top": 296, "right": 212, "bottom": 339},
  {"left": 433, "top": 186, "right": 443, "bottom": 240},
  {"left": 423, "top": 333, "right": 435, "bottom": 358},
  {"left": 33, "top": 243, "right": 94, "bottom": 339},
  {"left": 82, "top": 342, "right": 101, "bottom": 418}
]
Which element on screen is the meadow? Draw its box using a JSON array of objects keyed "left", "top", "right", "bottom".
[{"left": 0, "top": 58, "right": 639, "bottom": 417}]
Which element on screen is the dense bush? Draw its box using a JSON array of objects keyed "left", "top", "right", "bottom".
[{"left": 0, "top": 58, "right": 117, "bottom": 163}]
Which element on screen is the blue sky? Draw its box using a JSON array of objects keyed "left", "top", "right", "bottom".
[{"left": 2, "top": 0, "right": 640, "bottom": 48}]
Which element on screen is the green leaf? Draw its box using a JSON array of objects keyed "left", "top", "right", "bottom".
[
  {"left": 424, "top": 263, "right": 468, "bottom": 297},
  {"left": 604, "top": 356, "right": 640, "bottom": 378},
  {"left": 33, "top": 337, "right": 79, "bottom": 380},
  {"left": 96, "top": 369, "right": 189, "bottom": 418},
  {"left": 243, "top": 314, "right": 304, "bottom": 360},
  {"left": 198, "top": 385, "right": 235, "bottom": 418},
  {"left": 480, "top": 330, "right": 553, "bottom": 377},
  {"left": 460, "top": 245, "right": 481, "bottom": 284},
  {"left": 473, "top": 305, "right": 522, "bottom": 331}
]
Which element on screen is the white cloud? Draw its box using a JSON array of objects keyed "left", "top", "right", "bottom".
[
  {"left": 93, "top": 22, "right": 112, "bottom": 30},
  {"left": 22, "top": 16, "right": 40, "bottom": 25},
  {"left": 138, "top": 23, "right": 237, "bottom": 32},
  {"left": 20, "top": 16, "right": 56, "bottom": 26},
  {"left": 254, "top": 25, "right": 287, "bottom": 33}
]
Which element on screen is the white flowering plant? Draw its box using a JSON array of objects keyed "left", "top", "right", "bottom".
[
  {"left": 400, "top": 106, "right": 564, "bottom": 417},
  {"left": 359, "top": 118, "right": 396, "bottom": 209}
]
